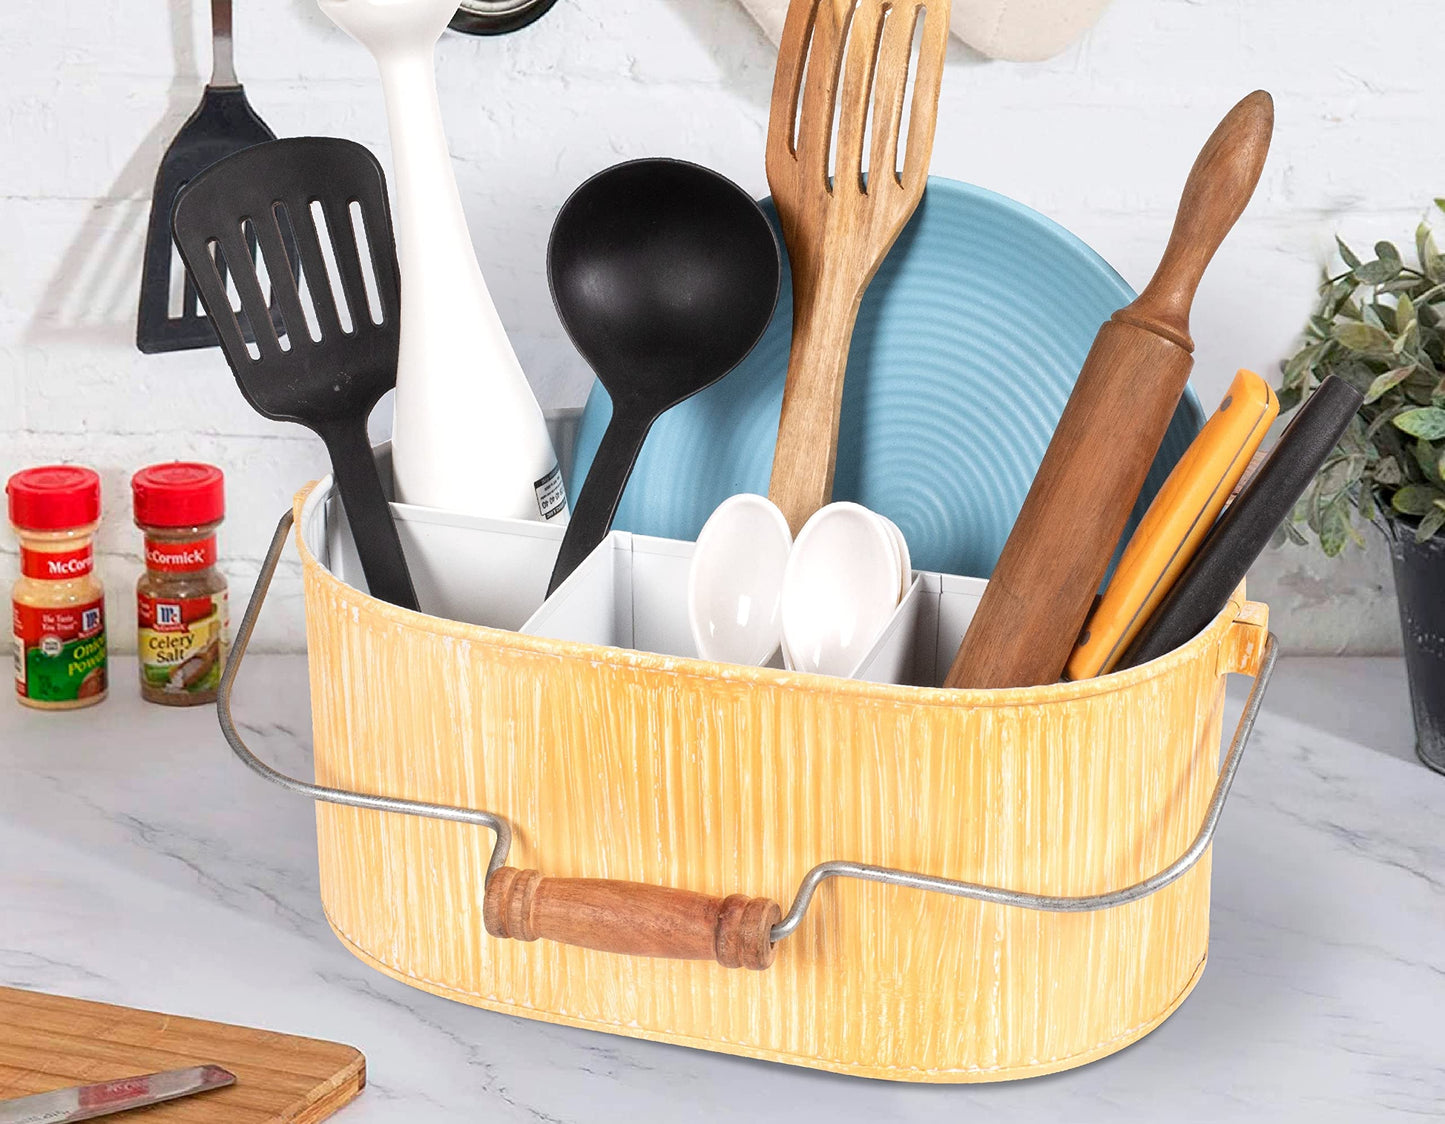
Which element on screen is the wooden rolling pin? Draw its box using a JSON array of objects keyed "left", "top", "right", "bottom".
[
  {"left": 944, "top": 90, "right": 1274, "bottom": 690},
  {"left": 484, "top": 867, "right": 782, "bottom": 970}
]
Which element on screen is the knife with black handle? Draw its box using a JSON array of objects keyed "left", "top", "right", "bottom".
[{"left": 1118, "top": 374, "right": 1363, "bottom": 669}]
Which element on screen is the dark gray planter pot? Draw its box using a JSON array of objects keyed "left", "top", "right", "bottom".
[{"left": 1389, "top": 525, "right": 1445, "bottom": 773}]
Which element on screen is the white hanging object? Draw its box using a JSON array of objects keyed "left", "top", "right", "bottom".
[
  {"left": 735, "top": 0, "right": 1114, "bottom": 62},
  {"left": 317, "top": 0, "right": 567, "bottom": 524}
]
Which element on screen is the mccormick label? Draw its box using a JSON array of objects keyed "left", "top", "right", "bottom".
[
  {"left": 13, "top": 597, "right": 107, "bottom": 703},
  {"left": 534, "top": 464, "right": 568, "bottom": 522},
  {"left": 20, "top": 544, "right": 94, "bottom": 580},
  {"left": 144, "top": 534, "right": 217, "bottom": 573},
  {"left": 138, "top": 589, "right": 228, "bottom": 696}
]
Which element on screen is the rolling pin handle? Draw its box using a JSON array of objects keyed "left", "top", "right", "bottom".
[{"left": 1119, "top": 89, "right": 1274, "bottom": 351}]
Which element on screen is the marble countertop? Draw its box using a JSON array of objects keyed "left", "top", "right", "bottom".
[{"left": 2, "top": 656, "right": 1441, "bottom": 1122}]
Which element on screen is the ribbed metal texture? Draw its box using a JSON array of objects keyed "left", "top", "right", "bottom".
[{"left": 295, "top": 487, "right": 1270, "bottom": 1081}]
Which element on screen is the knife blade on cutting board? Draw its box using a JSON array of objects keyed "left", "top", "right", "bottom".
[
  {"left": 1117, "top": 373, "right": 1364, "bottom": 670},
  {"left": 0, "top": 1066, "right": 234, "bottom": 1124},
  {"left": 0, "top": 987, "right": 364, "bottom": 1124},
  {"left": 1067, "top": 368, "right": 1278, "bottom": 680}
]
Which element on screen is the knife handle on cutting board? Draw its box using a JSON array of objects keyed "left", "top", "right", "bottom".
[
  {"left": 1066, "top": 368, "right": 1278, "bottom": 680},
  {"left": 943, "top": 90, "right": 1275, "bottom": 690},
  {"left": 1118, "top": 374, "right": 1363, "bottom": 670}
]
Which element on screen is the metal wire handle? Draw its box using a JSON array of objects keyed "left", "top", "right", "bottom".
[{"left": 219, "top": 508, "right": 1278, "bottom": 947}]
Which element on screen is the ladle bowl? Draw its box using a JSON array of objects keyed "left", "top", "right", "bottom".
[{"left": 546, "top": 158, "right": 781, "bottom": 593}]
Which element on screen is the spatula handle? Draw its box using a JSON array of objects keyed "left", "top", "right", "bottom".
[
  {"left": 1116, "top": 90, "right": 1274, "bottom": 350},
  {"left": 1119, "top": 375, "right": 1362, "bottom": 669},
  {"left": 321, "top": 420, "right": 420, "bottom": 613},
  {"left": 209, "top": 0, "right": 237, "bottom": 87}
]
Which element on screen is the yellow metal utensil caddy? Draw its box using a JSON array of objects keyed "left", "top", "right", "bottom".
[{"left": 219, "top": 482, "right": 1277, "bottom": 1083}]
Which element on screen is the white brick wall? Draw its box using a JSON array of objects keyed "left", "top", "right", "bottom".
[{"left": 1, "top": 0, "right": 1433, "bottom": 653}]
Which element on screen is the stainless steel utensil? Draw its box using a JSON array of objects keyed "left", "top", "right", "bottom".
[{"left": 0, "top": 1066, "right": 234, "bottom": 1124}]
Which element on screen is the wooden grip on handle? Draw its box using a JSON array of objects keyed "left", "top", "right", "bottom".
[
  {"left": 484, "top": 868, "right": 782, "bottom": 970},
  {"left": 1117, "top": 90, "right": 1274, "bottom": 350}
]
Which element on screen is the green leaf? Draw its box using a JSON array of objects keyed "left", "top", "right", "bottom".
[
  {"left": 1416, "top": 438, "right": 1444, "bottom": 485},
  {"left": 1317, "top": 454, "right": 1365, "bottom": 497},
  {"left": 1416, "top": 506, "right": 1445, "bottom": 543},
  {"left": 1406, "top": 378, "right": 1438, "bottom": 405},
  {"left": 1277, "top": 385, "right": 1302, "bottom": 413},
  {"left": 1417, "top": 221, "right": 1433, "bottom": 268},
  {"left": 1394, "top": 406, "right": 1445, "bottom": 440},
  {"left": 1336, "top": 236, "right": 1362, "bottom": 270},
  {"left": 1391, "top": 483, "right": 1445, "bottom": 516},
  {"left": 1283, "top": 342, "right": 1327, "bottom": 388},
  {"left": 1376, "top": 240, "right": 1403, "bottom": 266},
  {"left": 1334, "top": 321, "right": 1393, "bottom": 352},
  {"left": 1364, "top": 365, "right": 1414, "bottom": 403},
  {"left": 1320, "top": 502, "right": 1350, "bottom": 556},
  {"left": 1436, "top": 198, "right": 1445, "bottom": 214},
  {"left": 1397, "top": 292, "right": 1417, "bottom": 333},
  {"left": 1379, "top": 277, "right": 1422, "bottom": 295},
  {"left": 1355, "top": 258, "right": 1403, "bottom": 285},
  {"left": 1394, "top": 318, "right": 1421, "bottom": 357},
  {"left": 1374, "top": 455, "right": 1405, "bottom": 485},
  {"left": 1325, "top": 277, "right": 1360, "bottom": 318},
  {"left": 1367, "top": 404, "right": 1409, "bottom": 440}
]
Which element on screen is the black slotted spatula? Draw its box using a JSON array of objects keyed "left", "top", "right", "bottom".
[
  {"left": 137, "top": 0, "right": 276, "bottom": 354},
  {"left": 171, "top": 136, "right": 419, "bottom": 612}
]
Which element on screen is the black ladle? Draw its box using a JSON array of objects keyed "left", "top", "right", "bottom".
[{"left": 545, "top": 158, "right": 781, "bottom": 595}]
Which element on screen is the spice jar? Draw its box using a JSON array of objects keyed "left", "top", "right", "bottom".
[
  {"left": 132, "top": 463, "right": 229, "bottom": 707},
  {"left": 7, "top": 465, "right": 108, "bottom": 710}
]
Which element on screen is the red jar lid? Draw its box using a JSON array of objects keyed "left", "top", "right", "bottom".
[
  {"left": 132, "top": 462, "right": 225, "bottom": 527},
  {"left": 7, "top": 465, "right": 102, "bottom": 530}
]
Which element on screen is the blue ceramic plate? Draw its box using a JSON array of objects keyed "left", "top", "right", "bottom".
[{"left": 569, "top": 177, "right": 1204, "bottom": 578}]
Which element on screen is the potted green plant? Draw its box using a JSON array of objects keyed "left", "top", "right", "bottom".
[{"left": 1279, "top": 202, "right": 1445, "bottom": 773}]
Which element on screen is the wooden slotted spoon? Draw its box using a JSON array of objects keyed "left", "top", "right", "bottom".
[{"left": 766, "top": 0, "right": 950, "bottom": 535}]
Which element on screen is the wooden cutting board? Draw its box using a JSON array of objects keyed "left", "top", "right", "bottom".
[{"left": 0, "top": 988, "right": 364, "bottom": 1123}]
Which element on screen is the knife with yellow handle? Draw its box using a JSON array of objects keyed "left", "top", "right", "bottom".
[{"left": 1066, "top": 368, "right": 1278, "bottom": 680}]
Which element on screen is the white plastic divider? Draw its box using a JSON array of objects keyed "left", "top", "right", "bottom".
[
  {"left": 302, "top": 434, "right": 989, "bottom": 686},
  {"left": 518, "top": 535, "right": 990, "bottom": 686}
]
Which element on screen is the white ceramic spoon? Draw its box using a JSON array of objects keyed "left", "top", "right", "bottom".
[
  {"left": 877, "top": 515, "right": 912, "bottom": 599},
  {"left": 687, "top": 494, "right": 793, "bottom": 666},
  {"left": 317, "top": 0, "right": 564, "bottom": 523},
  {"left": 780, "top": 503, "right": 904, "bottom": 679}
]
